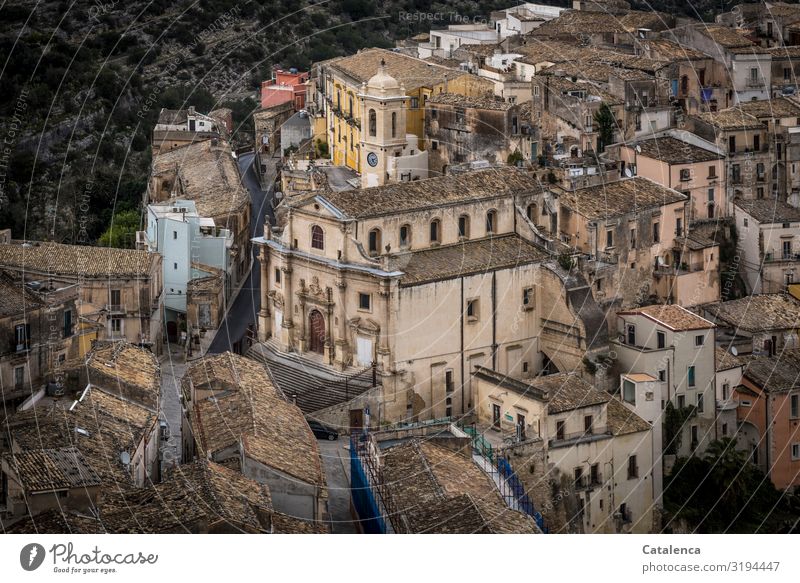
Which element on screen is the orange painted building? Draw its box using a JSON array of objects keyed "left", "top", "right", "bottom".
[
  {"left": 736, "top": 350, "right": 800, "bottom": 490},
  {"left": 261, "top": 69, "right": 309, "bottom": 110}
]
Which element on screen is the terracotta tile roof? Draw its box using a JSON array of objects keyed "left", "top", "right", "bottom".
[
  {"left": 150, "top": 139, "right": 249, "bottom": 220},
  {"left": 606, "top": 398, "right": 651, "bottom": 435},
  {"left": 381, "top": 440, "right": 539, "bottom": 533},
  {"left": 619, "top": 303, "right": 714, "bottom": 331},
  {"left": 675, "top": 230, "right": 719, "bottom": 251},
  {"left": 699, "top": 25, "right": 756, "bottom": 49},
  {"left": 735, "top": 199, "right": 800, "bottom": 223},
  {"left": 321, "top": 167, "right": 544, "bottom": 218},
  {"left": 515, "top": 41, "right": 605, "bottom": 65},
  {"left": 102, "top": 460, "right": 274, "bottom": 533},
  {"left": 531, "top": 372, "right": 611, "bottom": 414},
  {"left": 693, "top": 109, "right": 763, "bottom": 131},
  {"left": 427, "top": 92, "right": 514, "bottom": 110},
  {"left": 327, "top": 48, "right": 462, "bottom": 90},
  {"left": 734, "top": 97, "right": 800, "bottom": 119},
  {"left": 4, "top": 509, "right": 105, "bottom": 534},
  {"left": 0, "top": 273, "right": 44, "bottom": 317},
  {"left": 704, "top": 294, "right": 800, "bottom": 333},
  {"left": 529, "top": 10, "right": 627, "bottom": 37},
  {"left": 272, "top": 512, "right": 329, "bottom": 533},
  {"left": 716, "top": 347, "right": 743, "bottom": 372},
  {"left": 538, "top": 73, "right": 623, "bottom": 105},
  {"left": 618, "top": 11, "right": 672, "bottom": 32},
  {"left": 559, "top": 177, "right": 687, "bottom": 220},
  {"left": 391, "top": 234, "right": 548, "bottom": 287},
  {"left": 742, "top": 349, "right": 800, "bottom": 393},
  {"left": 0, "top": 242, "right": 157, "bottom": 278},
  {"left": 642, "top": 38, "right": 709, "bottom": 61},
  {"left": 186, "top": 352, "right": 324, "bottom": 487},
  {"left": 768, "top": 45, "right": 800, "bottom": 58},
  {"left": 3, "top": 447, "right": 101, "bottom": 493},
  {"left": 631, "top": 136, "right": 723, "bottom": 164},
  {"left": 76, "top": 341, "right": 161, "bottom": 409}
]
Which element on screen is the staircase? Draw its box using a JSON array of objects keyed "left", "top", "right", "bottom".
[{"left": 247, "top": 340, "right": 378, "bottom": 414}]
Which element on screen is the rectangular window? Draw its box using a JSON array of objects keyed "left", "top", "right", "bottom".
[
  {"left": 676, "top": 217, "right": 683, "bottom": 236},
  {"left": 630, "top": 228, "right": 636, "bottom": 247},
  {"left": 653, "top": 221, "right": 660, "bottom": 243},
  {"left": 358, "top": 293, "right": 371, "bottom": 311},
  {"left": 697, "top": 393, "right": 704, "bottom": 413},
  {"left": 14, "top": 365, "right": 24, "bottom": 387},
  {"left": 688, "top": 365, "right": 696, "bottom": 387},
  {"left": 458, "top": 216, "right": 469, "bottom": 238},
  {"left": 657, "top": 331, "right": 666, "bottom": 349},
  {"left": 723, "top": 382, "right": 730, "bottom": 400},
  {"left": 623, "top": 379, "right": 636, "bottom": 404},
  {"left": 658, "top": 370, "right": 666, "bottom": 382},
  {"left": 791, "top": 394, "right": 799, "bottom": 418},
  {"left": 111, "top": 318, "right": 122, "bottom": 333},
  {"left": 574, "top": 467, "right": 584, "bottom": 488},
  {"left": 678, "top": 394, "right": 686, "bottom": 409},
  {"left": 466, "top": 299, "right": 479, "bottom": 321},
  {"left": 626, "top": 324, "right": 636, "bottom": 346},
  {"left": 695, "top": 334, "right": 704, "bottom": 347},
  {"left": 173, "top": 231, "right": 178, "bottom": 239},
  {"left": 722, "top": 423, "right": 728, "bottom": 436},
  {"left": 275, "top": 268, "right": 281, "bottom": 285},
  {"left": 584, "top": 415, "right": 593, "bottom": 435},
  {"left": 627, "top": 455, "right": 638, "bottom": 479},
  {"left": 792, "top": 443, "right": 800, "bottom": 461},
  {"left": 410, "top": 97, "right": 419, "bottom": 108},
  {"left": 606, "top": 229, "right": 613, "bottom": 248},
  {"left": 708, "top": 165, "right": 716, "bottom": 178},
  {"left": 522, "top": 287, "right": 534, "bottom": 309},
  {"left": 110, "top": 289, "right": 121, "bottom": 309},
  {"left": 691, "top": 425, "right": 699, "bottom": 448},
  {"left": 556, "top": 420, "right": 565, "bottom": 440},
  {"left": 63, "top": 310, "right": 73, "bottom": 338},
  {"left": 729, "top": 135, "right": 736, "bottom": 153}
]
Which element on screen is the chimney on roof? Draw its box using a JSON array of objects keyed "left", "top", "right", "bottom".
[{"left": 189, "top": 105, "right": 195, "bottom": 115}]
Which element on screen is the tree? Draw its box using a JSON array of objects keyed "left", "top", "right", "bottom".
[
  {"left": 593, "top": 103, "right": 616, "bottom": 153},
  {"left": 98, "top": 210, "right": 141, "bottom": 248}
]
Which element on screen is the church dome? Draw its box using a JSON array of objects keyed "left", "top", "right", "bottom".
[{"left": 365, "top": 59, "right": 402, "bottom": 96}]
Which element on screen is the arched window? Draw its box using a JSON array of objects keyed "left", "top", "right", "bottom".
[
  {"left": 311, "top": 225, "right": 324, "bottom": 250},
  {"left": 368, "top": 228, "right": 382, "bottom": 256},
  {"left": 526, "top": 203, "right": 536, "bottom": 222},
  {"left": 430, "top": 219, "right": 441, "bottom": 243},
  {"left": 458, "top": 215, "right": 470, "bottom": 239},
  {"left": 486, "top": 210, "right": 497, "bottom": 234},
  {"left": 399, "top": 224, "right": 411, "bottom": 248},
  {"left": 391, "top": 112, "right": 397, "bottom": 138},
  {"left": 369, "top": 109, "right": 377, "bottom": 137},
  {"left": 349, "top": 95, "right": 354, "bottom": 117}
]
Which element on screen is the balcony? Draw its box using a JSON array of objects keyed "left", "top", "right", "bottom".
[
  {"left": 105, "top": 304, "right": 126, "bottom": 314},
  {"left": 746, "top": 76, "right": 767, "bottom": 88},
  {"left": 763, "top": 252, "right": 800, "bottom": 263},
  {"left": 574, "top": 473, "right": 604, "bottom": 490},
  {"left": 549, "top": 427, "right": 612, "bottom": 447},
  {"left": 9, "top": 340, "right": 30, "bottom": 354}
]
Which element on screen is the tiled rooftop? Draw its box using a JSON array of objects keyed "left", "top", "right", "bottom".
[
  {"left": 735, "top": 199, "right": 800, "bottom": 224},
  {"left": 631, "top": 136, "right": 723, "bottom": 165},
  {"left": 698, "top": 25, "right": 756, "bottom": 49},
  {"left": 558, "top": 177, "right": 687, "bottom": 220},
  {"left": 321, "top": 167, "right": 543, "bottom": 218},
  {"left": 151, "top": 138, "right": 249, "bottom": 220},
  {"left": 529, "top": 10, "right": 627, "bottom": 37},
  {"left": 642, "top": 38, "right": 708, "bottom": 61},
  {"left": 532, "top": 372, "right": 611, "bottom": 414},
  {"left": 742, "top": 349, "right": 800, "bottom": 393},
  {"left": 3, "top": 447, "right": 101, "bottom": 493},
  {"left": 693, "top": 109, "right": 763, "bottom": 131},
  {"left": 0, "top": 242, "right": 157, "bottom": 278},
  {"left": 0, "top": 273, "right": 44, "bottom": 317},
  {"left": 80, "top": 341, "right": 161, "bottom": 409},
  {"left": 381, "top": 440, "right": 538, "bottom": 534},
  {"left": 735, "top": 97, "right": 800, "bottom": 119},
  {"left": 427, "top": 92, "right": 514, "bottom": 110},
  {"left": 185, "top": 352, "right": 324, "bottom": 487},
  {"left": 606, "top": 398, "right": 651, "bottom": 435},
  {"left": 716, "top": 347, "right": 743, "bottom": 372},
  {"left": 391, "top": 234, "right": 548, "bottom": 287},
  {"left": 704, "top": 294, "right": 800, "bottom": 333},
  {"left": 618, "top": 304, "right": 715, "bottom": 331},
  {"left": 327, "top": 48, "right": 461, "bottom": 90}
]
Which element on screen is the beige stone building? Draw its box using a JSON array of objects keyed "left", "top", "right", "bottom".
[
  {"left": 0, "top": 242, "right": 163, "bottom": 354},
  {"left": 254, "top": 167, "right": 609, "bottom": 424}
]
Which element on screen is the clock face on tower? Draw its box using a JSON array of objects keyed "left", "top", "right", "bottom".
[{"left": 367, "top": 152, "right": 379, "bottom": 167}]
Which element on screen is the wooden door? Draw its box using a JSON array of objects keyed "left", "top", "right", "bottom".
[{"left": 309, "top": 310, "right": 325, "bottom": 354}]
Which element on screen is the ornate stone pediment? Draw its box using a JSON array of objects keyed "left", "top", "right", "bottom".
[
  {"left": 268, "top": 290, "right": 284, "bottom": 308},
  {"left": 348, "top": 316, "right": 380, "bottom": 334}
]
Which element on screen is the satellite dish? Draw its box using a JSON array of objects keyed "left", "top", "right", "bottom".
[
  {"left": 730, "top": 346, "right": 738, "bottom": 356},
  {"left": 624, "top": 167, "right": 634, "bottom": 178},
  {"left": 120, "top": 451, "right": 131, "bottom": 466}
]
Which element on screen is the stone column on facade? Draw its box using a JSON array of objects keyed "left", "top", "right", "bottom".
[
  {"left": 258, "top": 246, "right": 271, "bottom": 342},
  {"left": 296, "top": 279, "right": 308, "bottom": 353},
  {"left": 280, "top": 264, "right": 294, "bottom": 351},
  {"left": 377, "top": 280, "right": 392, "bottom": 370},
  {"left": 333, "top": 279, "right": 348, "bottom": 371},
  {"left": 324, "top": 286, "right": 334, "bottom": 365}
]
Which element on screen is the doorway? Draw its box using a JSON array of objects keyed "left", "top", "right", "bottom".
[{"left": 309, "top": 309, "right": 325, "bottom": 354}]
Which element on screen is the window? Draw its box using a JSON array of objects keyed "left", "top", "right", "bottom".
[
  {"left": 676, "top": 217, "right": 683, "bottom": 237},
  {"left": 526, "top": 203, "right": 536, "bottom": 221},
  {"left": 430, "top": 108, "right": 438, "bottom": 120},
  {"left": 791, "top": 394, "right": 799, "bottom": 418},
  {"left": 391, "top": 112, "right": 397, "bottom": 138},
  {"left": 680, "top": 168, "right": 691, "bottom": 181},
  {"left": 173, "top": 262, "right": 178, "bottom": 270},
  {"left": 695, "top": 334, "right": 704, "bottom": 347},
  {"left": 729, "top": 135, "right": 736, "bottom": 153},
  {"left": 522, "top": 287, "right": 534, "bottom": 309},
  {"left": 275, "top": 268, "right": 281, "bottom": 285},
  {"left": 430, "top": 219, "right": 440, "bottom": 243},
  {"left": 627, "top": 455, "right": 638, "bottom": 479},
  {"left": 574, "top": 467, "right": 584, "bottom": 488},
  {"left": 458, "top": 215, "right": 470, "bottom": 238},
  {"left": 399, "top": 224, "right": 411, "bottom": 248},
  {"left": 792, "top": 443, "right": 800, "bottom": 461},
  {"left": 732, "top": 164, "right": 741, "bottom": 183},
  {"left": 784, "top": 67, "right": 792, "bottom": 81},
  {"left": 657, "top": 331, "right": 666, "bottom": 349},
  {"left": 63, "top": 309, "right": 73, "bottom": 338},
  {"left": 485, "top": 210, "right": 497, "bottom": 234},
  {"left": 687, "top": 365, "right": 696, "bottom": 387},
  {"left": 584, "top": 415, "right": 593, "bottom": 435},
  {"left": 590, "top": 463, "right": 600, "bottom": 485},
  {"left": 110, "top": 289, "right": 121, "bottom": 309},
  {"left": 431, "top": 140, "right": 437, "bottom": 150},
  {"left": 534, "top": 84, "right": 540, "bottom": 97},
  {"left": 697, "top": 393, "right": 704, "bottom": 413},
  {"left": 691, "top": 425, "right": 699, "bottom": 449},
  {"left": 754, "top": 135, "right": 761, "bottom": 152},
  {"left": 368, "top": 228, "right": 382, "bottom": 256},
  {"left": 516, "top": 413, "right": 526, "bottom": 441},
  {"left": 722, "top": 423, "right": 728, "bottom": 436},
  {"left": 784, "top": 240, "right": 793, "bottom": 260},
  {"left": 626, "top": 324, "right": 636, "bottom": 346},
  {"left": 173, "top": 230, "right": 178, "bottom": 239},
  {"left": 311, "top": 225, "right": 324, "bottom": 250},
  {"left": 708, "top": 165, "right": 717, "bottom": 179},
  {"left": 14, "top": 365, "right": 24, "bottom": 388},
  {"left": 623, "top": 379, "right": 636, "bottom": 404},
  {"left": 358, "top": 293, "right": 371, "bottom": 311},
  {"left": 630, "top": 228, "right": 636, "bottom": 247},
  {"left": 556, "top": 420, "right": 565, "bottom": 440},
  {"left": 349, "top": 95, "right": 353, "bottom": 117},
  {"left": 368, "top": 109, "right": 376, "bottom": 137},
  {"left": 466, "top": 299, "right": 479, "bottom": 321},
  {"left": 606, "top": 229, "right": 614, "bottom": 248},
  {"left": 653, "top": 221, "right": 660, "bottom": 243},
  {"left": 678, "top": 394, "right": 686, "bottom": 409},
  {"left": 722, "top": 382, "right": 730, "bottom": 400},
  {"left": 111, "top": 318, "right": 122, "bottom": 333}
]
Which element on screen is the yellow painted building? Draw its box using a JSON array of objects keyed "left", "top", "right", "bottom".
[{"left": 319, "top": 48, "right": 493, "bottom": 173}]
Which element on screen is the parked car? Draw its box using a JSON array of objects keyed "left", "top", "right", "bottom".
[{"left": 308, "top": 420, "right": 338, "bottom": 441}]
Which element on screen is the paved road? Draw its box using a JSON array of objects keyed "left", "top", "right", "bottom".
[
  {"left": 318, "top": 439, "right": 359, "bottom": 533},
  {"left": 207, "top": 152, "right": 277, "bottom": 354},
  {"left": 159, "top": 344, "right": 187, "bottom": 474}
]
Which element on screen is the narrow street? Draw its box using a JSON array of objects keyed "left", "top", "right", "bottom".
[
  {"left": 207, "top": 151, "right": 278, "bottom": 354},
  {"left": 159, "top": 342, "right": 188, "bottom": 474},
  {"left": 318, "top": 439, "right": 359, "bottom": 534}
]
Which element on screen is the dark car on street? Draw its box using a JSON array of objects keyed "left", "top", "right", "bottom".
[{"left": 308, "top": 420, "right": 339, "bottom": 440}]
